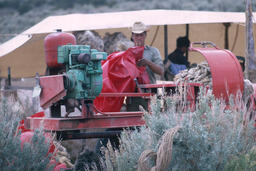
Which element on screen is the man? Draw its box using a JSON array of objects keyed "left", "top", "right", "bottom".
[
  {"left": 126, "top": 21, "right": 164, "bottom": 111},
  {"left": 164, "top": 36, "right": 190, "bottom": 80},
  {"left": 131, "top": 21, "right": 164, "bottom": 83}
]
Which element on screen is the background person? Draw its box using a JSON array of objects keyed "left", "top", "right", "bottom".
[{"left": 164, "top": 36, "right": 190, "bottom": 80}]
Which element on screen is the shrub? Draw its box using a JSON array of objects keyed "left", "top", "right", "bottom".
[
  {"left": 0, "top": 98, "right": 54, "bottom": 171},
  {"left": 225, "top": 146, "right": 256, "bottom": 171},
  {"left": 104, "top": 88, "right": 256, "bottom": 171}
]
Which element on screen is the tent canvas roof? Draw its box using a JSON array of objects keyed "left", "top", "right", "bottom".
[
  {"left": 24, "top": 10, "right": 246, "bottom": 34},
  {"left": 0, "top": 10, "right": 247, "bottom": 57},
  {"left": 0, "top": 9, "right": 254, "bottom": 78}
]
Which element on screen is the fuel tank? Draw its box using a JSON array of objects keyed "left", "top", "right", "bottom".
[{"left": 44, "top": 30, "right": 76, "bottom": 68}]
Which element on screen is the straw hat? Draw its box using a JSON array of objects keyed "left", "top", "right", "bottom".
[{"left": 131, "top": 21, "right": 149, "bottom": 34}]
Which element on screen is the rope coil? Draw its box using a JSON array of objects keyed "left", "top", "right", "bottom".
[{"left": 138, "top": 126, "right": 180, "bottom": 171}]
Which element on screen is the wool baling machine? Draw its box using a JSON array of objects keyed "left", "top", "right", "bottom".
[{"left": 24, "top": 33, "right": 256, "bottom": 140}]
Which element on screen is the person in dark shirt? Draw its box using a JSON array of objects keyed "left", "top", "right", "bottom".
[{"left": 164, "top": 36, "right": 190, "bottom": 80}]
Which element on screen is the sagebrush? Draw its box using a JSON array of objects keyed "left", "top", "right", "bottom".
[
  {"left": 104, "top": 89, "right": 256, "bottom": 171},
  {"left": 0, "top": 98, "right": 54, "bottom": 171}
]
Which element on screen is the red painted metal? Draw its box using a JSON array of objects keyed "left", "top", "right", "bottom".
[
  {"left": 190, "top": 42, "right": 244, "bottom": 101},
  {"left": 44, "top": 32, "right": 76, "bottom": 68},
  {"left": 139, "top": 83, "right": 199, "bottom": 110},
  {"left": 40, "top": 75, "right": 66, "bottom": 109},
  {"left": 26, "top": 83, "right": 201, "bottom": 132},
  {"left": 99, "top": 92, "right": 153, "bottom": 97},
  {"left": 138, "top": 82, "right": 202, "bottom": 88},
  {"left": 25, "top": 112, "right": 144, "bottom": 131}
]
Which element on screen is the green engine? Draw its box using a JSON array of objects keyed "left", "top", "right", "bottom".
[{"left": 58, "top": 45, "right": 107, "bottom": 100}]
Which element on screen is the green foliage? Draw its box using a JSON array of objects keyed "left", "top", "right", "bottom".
[
  {"left": 0, "top": 0, "right": 45, "bottom": 14},
  {"left": 0, "top": 0, "right": 112, "bottom": 12},
  {"left": 0, "top": 98, "right": 54, "bottom": 171},
  {"left": 104, "top": 89, "right": 255, "bottom": 170},
  {"left": 225, "top": 146, "right": 256, "bottom": 171}
]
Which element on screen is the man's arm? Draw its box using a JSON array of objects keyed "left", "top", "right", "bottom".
[
  {"left": 137, "top": 58, "right": 164, "bottom": 76},
  {"left": 164, "top": 60, "right": 171, "bottom": 70}
]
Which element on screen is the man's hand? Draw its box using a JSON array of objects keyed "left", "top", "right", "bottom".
[
  {"left": 137, "top": 58, "right": 164, "bottom": 76},
  {"left": 137, "top": 58, "right": 149, "bottom": 67}
]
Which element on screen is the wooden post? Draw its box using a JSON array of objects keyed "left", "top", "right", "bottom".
[
  {"left": 186, "top": 24, "right": 189, "bottom": 61},
  {"left": 245, "top": 0, "right": 256, "bottom": 81},
  {"left": 164, "top": 25, "right": 168, "bottom": 61}
]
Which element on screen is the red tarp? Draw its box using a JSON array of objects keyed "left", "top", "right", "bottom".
[{"left": 94, "top": 46, "right": 150, "bottom": 112}]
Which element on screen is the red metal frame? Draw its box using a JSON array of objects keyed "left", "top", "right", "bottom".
[
  {"left": 190, "top": 42, "right": 244, "bottom": 101},
  {"left": 25, "top": 111, "right": 145, "bottom": 131},
  {"left": 98, "top": 92, "right": 153, "bottom": 97},
  {"left": 39, "top": 75, "right": 66, "bottom": 109},
  {"left": 25, "top": 83, "right": 200, "bottom": 132}
]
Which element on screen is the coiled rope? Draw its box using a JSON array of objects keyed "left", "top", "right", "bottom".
[{"left": 138, "top": 126, "right": 180, "bottom": 171}]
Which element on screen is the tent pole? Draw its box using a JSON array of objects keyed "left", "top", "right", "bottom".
[
  {"left": 186, "top": 24, "right": 189, "bottom": 61},
  {"left": 164, "top": 25, "right": 168, "bottom": 61},
  {"left": 7, "top": 67, "right": 11, "bottom": 87},
  {"left": 223, "top": 23, "right": 231, "bottom": 49}
]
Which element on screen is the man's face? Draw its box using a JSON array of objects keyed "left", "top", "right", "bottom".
[{"left": 132, "top": 32, "right": 146, "bottom": 46}]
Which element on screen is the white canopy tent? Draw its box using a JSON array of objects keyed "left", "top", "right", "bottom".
[{"left": 0, "top": 9, "right": 254, "bottom": 78}]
